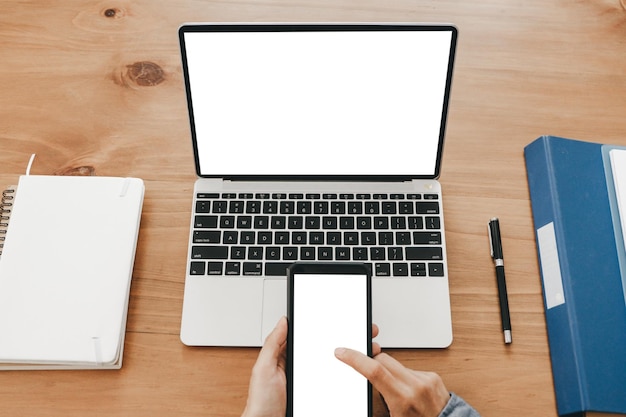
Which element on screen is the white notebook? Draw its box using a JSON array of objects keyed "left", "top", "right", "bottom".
[{"left": 0, "top": 175, "right": 144, "bottom": 370}]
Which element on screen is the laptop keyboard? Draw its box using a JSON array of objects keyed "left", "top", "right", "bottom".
[{"left": 189, "top": 192, "right": 445, "bottom": 278}]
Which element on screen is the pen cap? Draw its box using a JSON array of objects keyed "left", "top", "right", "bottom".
[{"left": 489, "top": 218, "right": 504, "bottom": 259}]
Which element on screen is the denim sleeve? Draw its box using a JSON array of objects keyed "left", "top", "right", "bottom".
[{"left": 438, "top": 392, "right": 482, "bottom": 417}]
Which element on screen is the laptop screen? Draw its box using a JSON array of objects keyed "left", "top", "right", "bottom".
[{"left": 179, "top": 24, "right": 457, "bottom": 179}]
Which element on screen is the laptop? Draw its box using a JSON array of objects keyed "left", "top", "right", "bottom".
[{"left": 178, "top": 23, "right": 457, "bottom": 348}]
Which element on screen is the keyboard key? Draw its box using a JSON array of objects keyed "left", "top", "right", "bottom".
[
  {"left": 193, "top": 230, "right": 220, "bottom": 244},
  {"left": 231, "top": 247, "right": 246, "bottom": 259},
  {"left": 271, "top": 216, "right": 286, "bottom": 229},
  {"left": 197, "top": 193, "right": 219, "bottom": 199},
  {"left": 375, "top": 263, "right": 391, "bottom": 276},
  {"left": 318, "top": 247, "right": 333, "bottom": 260},
  {"left": 192, "top": 246, "right": 228, "bottom": 259},
  {"left": 223, "top": 231, "right": 238, "bottom": 244},
  {"left": 301, "top": 247, "right": 315, "bottom": 260},
  {"left": 399, "top": 202, "right": 414, "bottom": 214},
  {"left": 213, "top": 201, "right": 228, "bottom": 213},
  {"left": 336, "top": 247, "right": 350, "bottom": 260},
  {"left": 207, "top": 262, "right": 223, "bottom": 275},
  {"left": 361, "top": 232, "right": 376, "bottom": 245},
  {"left": 196, "top": 201, "right": 211, "bottom": 213},
  {"left": 348, "top": 202, "right": 363, "bottom": 214},
  {"left": 322, "top": 217, "right": 337, "bottom": 229},
  {"left": 309, "top": 232, "right": 324, "bottom": 245},
  {"left": 266, "top": 262, "right": 293, "bottom": 276},
  {"left": 305, "top": 216, "right": 321, "bottom": 229},
  {"left": 288, "top": 216, "right": 303, "bottom": 229},
  {"left": 327, "top": 232, "right": 341, "bottom": 245},
  {"left": 425, "top": 216, "right": 441, "bottom": 229},
  {"left": 280, "top": 201, "right": 295, "bottom": 214},
  {"left": 406, "top": 247, "right": 443, "bottom": 260},
  {"left": 297, "top": 201, "right": 312, "bottom": 214},
  {"left": 356, "top": 217, "right": 371, "bottom": 229},
  {"left": 275, "top": 232, "right": 290, "bottom": 244},
  {"left": 340, "top": 217, "right": 355, "bottom": 229},
  {"left": 429, "top": 263, "right": 445, "bottom": 276},
  {"left": 374, "top": 217, "right": 388, "bottom": 229},
  {"left": 220, "top": 216, "right": 235, "bottom": 228},
  {"left": 411, "top": 263, "right": 427, "bottom": 276},
  {"left": 382, "top": 202, "right": 396, "bottom": 214},
  {"left": 241, "top": 231, "right": 255, "bottom": 244},
  {"left": 370, "top": 247, "right": 385, "bottom": 260},
  {"left": 230, "top": 201, "right": 245, "bottom": 213},
  {"left": 266, "top": 247, "right": 281, "bottom": 260},
  {"left": 408, "top": 217, "right": 424, "bottom": 229},
  {"left": 365, "top": 202, "right": 379, "bottom": 214},
  {"left": 258, "top": 232, "right": 273, "bottom": 244},
  {"left": 248, "top": 247, "right": 263, "bottom": 260},
  {"left": 292, "top": 232, "right": 307, "bottom": 244},
  {"left": 243, "top": 262, "right": 263, "bottom": 276},
  {"left": 391, "top": 217, "right": 406, "bottom": 229},
  {"left": 254, "top": 216, "right": 269, "bottom": 229},
  {"left": 344, "top": 232, "right": 359, "bottom": 245},
  {"left": 314, "top": 201, "right": 329, "bottom": 214},
  {"left": 190, "top": 261, "right": 206, "bottom": 275},
  {"left": 237, "top": 216, "right": 253, "bottom": 229},
  {"left": 388, "top": 247, "right": 403, "bottom": 260},
  {"left": 413, "top": 232, "right": 442, "bottom": 245},
  {"left": 263, "top": 201, "right": 278, "bottom": 214},
  {"left": 395, "top": 232, "right": 411, "bottom": 245},
  {"left": 378, "top": 232, "right": 393, "bottom": 245},
  {"left": 331, "top": 202, "right": 346, "bottom": 214},
  {"left": 353, "top": 247, "right": 368, "bottom": 260},
  {"left": 246, "top": 201, "right": 262, "bottom": 214},
  {"left": 393, "top": 263, "right": 409, "bottom": 276},
  {"left": 283, "top": 247, "right": 298, "bottom": 260},
  {"left": 225, "top": 262, "right": 241, "bottom": 275},
  {"left": 194, "top": 215, "right": 218, "bottom": 228},
  {"left": 416, "top": 202, "right": 439, "bottom": 214}
]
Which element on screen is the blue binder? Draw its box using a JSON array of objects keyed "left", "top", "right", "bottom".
[{"left": 524, "top": 135, "right": 626, "bottom": 417}]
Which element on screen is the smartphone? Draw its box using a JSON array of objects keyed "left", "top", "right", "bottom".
[{"left": 287, "top": 262, "right": 372, "bottom": 417}]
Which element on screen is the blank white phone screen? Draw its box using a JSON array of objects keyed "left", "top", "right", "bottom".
[{"left": 292, "top": 273, "right": 368, "bottom": 417}]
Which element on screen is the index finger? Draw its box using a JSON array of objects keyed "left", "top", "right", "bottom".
[{"left": 334, "top": 347, "right": 396, "bottom": 396}]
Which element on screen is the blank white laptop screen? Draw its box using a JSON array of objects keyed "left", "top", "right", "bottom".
[{"left": 182, "top": 26, "right": 455, "bottom": 178}]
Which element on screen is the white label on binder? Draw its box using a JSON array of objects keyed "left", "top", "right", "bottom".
[{"left": 537, "top": 222, "right": 565, "bottom": 309}]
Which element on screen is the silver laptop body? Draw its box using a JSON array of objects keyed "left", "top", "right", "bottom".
[{"left": 179, "top": 23, "right": 457, "bottom": 348}]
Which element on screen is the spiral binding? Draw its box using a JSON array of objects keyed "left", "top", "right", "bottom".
[{"left": 0, "top": 187, "right": 16, "bottom": 256}]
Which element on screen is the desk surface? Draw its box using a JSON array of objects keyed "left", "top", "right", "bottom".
[{"left": 2, "top": 1, "right": 626, "bottom": 416}]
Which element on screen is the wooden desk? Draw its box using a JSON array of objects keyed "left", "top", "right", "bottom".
[{"left": 2, "top": 1, "right": 625, "bottom": 415}]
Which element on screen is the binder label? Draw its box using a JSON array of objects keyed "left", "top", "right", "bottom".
[{"left": 537, "top": 222, "right": 566, "bottom": 309}]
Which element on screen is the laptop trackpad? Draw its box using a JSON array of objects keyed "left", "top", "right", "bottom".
[{"left": 261, "top": 279, "right": 287, "bottom": 342}]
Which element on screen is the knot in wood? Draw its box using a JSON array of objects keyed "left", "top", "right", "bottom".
[{"left": 126, "top": 61, "right": 165, "bottom": 87}]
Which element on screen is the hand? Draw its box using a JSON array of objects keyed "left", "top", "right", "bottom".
[
  {"left": 241, "top": 316, "right": 288, "bottom": 417},
  {"left": 242, "top": 320, "right": 382, "bottom": 417},
  {"left": 334, "top": 347, "right": 450, "bottom": 417}
]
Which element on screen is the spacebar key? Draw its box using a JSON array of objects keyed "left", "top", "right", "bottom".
[
  {"left": 191, "top": 246, "right": 228, "bottom": 259},
  {"left": 265, "top": 262, "right": 294, "bottom": 276}
]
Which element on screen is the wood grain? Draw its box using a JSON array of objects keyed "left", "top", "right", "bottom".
[{"left": 2, "top": 0, "right": 626, "bottom": 416}]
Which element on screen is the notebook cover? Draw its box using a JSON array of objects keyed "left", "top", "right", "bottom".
[
  {"left": 0, "top": 175, "right": 144, "bottom": 369},
  {"left": 524, "top": 135, "right": 626, "bottom": 416}
]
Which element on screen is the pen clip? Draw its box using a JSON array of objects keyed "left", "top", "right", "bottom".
[{"left": 487, "top": 221, "right": 495, "bottom": 259}]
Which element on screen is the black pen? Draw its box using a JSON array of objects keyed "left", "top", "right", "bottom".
[{"left": 488, "top": 218, "right": 512, "bottom": 344}]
